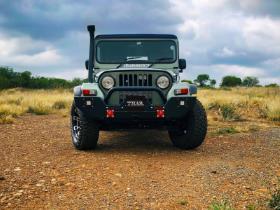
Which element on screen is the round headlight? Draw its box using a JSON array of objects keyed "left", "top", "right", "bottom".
[
  {"left": 101, "top": 76, "right": 115, "bottom": 89},
  {"left": 157, "top": 75, "right": 170, "bottom": 89}
]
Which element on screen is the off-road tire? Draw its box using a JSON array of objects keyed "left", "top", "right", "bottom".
[
  {"left": 168, "top": 99, "right": 207, "bottom": 150},
  {"left": 71, "top": 102, "right": 99, "bottom": 150}
]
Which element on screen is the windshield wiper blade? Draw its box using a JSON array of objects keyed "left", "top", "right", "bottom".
[
  {"left": 155, "top": 57, "right": 174, "bottom": 61},
  {"left": 149, "top": 57, "right": 174, "bottom": 68},
  {"left": 126, "top": 56, "right": 148, "bottom": 61}
]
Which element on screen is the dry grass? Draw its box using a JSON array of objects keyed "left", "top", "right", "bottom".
[
  {"left": 0, "top": 87, "right": 279, "bottom": 132},
  {"left": 0, "top": 88, "right": 72, "bottom": 123},
  {"left": 198, "top": 87, "right": 280, "bottom": 122}
]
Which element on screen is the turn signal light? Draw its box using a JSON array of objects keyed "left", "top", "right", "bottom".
[
  {"left": 174, "top": 88, "right": 189, "bottom": 95},
  {"left": 156, "top": 108, "right": 165, "bottom": 118},
  {"left": 82, "top": 89, "right": 97, "bottom": 96},
  {"left": 106, "top": 109, "right": 115, "bottom": 118}
]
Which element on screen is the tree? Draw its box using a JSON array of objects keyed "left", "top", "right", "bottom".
[
  {"left": 194, "top": 74, "right": 210, "bottom": 87},
  {"left": 0, "top": 66, "right": 87, "bottom": 89},
  {"left": 221, "top": 76, "right": 242, "bottom": 87},
  {"left": 210, "top": 79, "right": 216, "bottom": 87},
  {"left": 265, "top": 83, "right": 279, "bottom": 87},
  {"left": 181, "top": 79, "right": 193, "bottom": 84},
  {"left": 20, "top": 71, "right": 32, "bottom": 87},
  {"left": 242, "top": 76, "right": 259, "bottom": 87}
]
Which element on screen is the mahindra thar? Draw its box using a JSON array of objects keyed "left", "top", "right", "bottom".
[{"left": 71, "top": 25, "right": 207, "bottom": 150}]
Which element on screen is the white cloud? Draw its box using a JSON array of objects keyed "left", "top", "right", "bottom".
[
  {"left": 262, "top": 57, "right": 280, "bottom": 68},
  {"left": 0, "top": 32, "right": 48, "bottom": 55},
  {"left": 169, "top": 0, "right": 280, "bottom": 86},
  {"left": 211, "top": 64, "right": 266, "bottom": 77},
  {"left": 40, "top": 68, "right": 87, "bottom": 80},
  {"left": 239, "top": 0, "right": 261, "bottom": 10},
  {"left": 182, "top": 64, "right": 275, "bottom": 85},
  {"left": 0, "top": 32, "right": 65, "bottom": 67},
  {"left": 261, "top": 77, "right": 280, "bottom": 85},
  {"left": 242, "top": 17, "right": 280, "bottom": 55},
  {"left": 12, "top": 49, "right": 63, "bottom": 66},
  {"left": 215, "top": 47, "right": 236, "bottom": 58},
  {"left": 0, "top": 0, "right": 279, "bottom": 83}
]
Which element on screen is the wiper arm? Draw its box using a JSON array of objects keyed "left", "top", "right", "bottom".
[{"left": 116, "top": 64, "right": 122, "bottom": 68}]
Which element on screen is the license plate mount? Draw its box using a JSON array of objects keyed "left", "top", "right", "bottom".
[{"left": 124, "top": 95, "right": 147, "bottom": 110}]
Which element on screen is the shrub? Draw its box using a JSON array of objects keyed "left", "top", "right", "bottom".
[
  {"left": 245, "top": 204, "right": 256, "bottom": 210},
  {"left": 52, "top": 100, "right": 68, "bottom": 110},
  {"left": 220, "top": 104, "right": 240, "bottom": 121},
  {"left": 7, "top": 97, "right": 23, "bottom": 105},
  {"left": 208, "top": 200, "right": 234, "bottom": 210},
  {"left": 216, "top": 127, "right": 239, "bottom": 135},
  {"left": 178, "top": 200, "right": 188, "bottom": 206},
  {"left": 207, "top": 101, "right": 221, "bottom": 110},
  {"left": 265, "top": 83, "right": 279, "bottom": 88},
  {"left": 0, "top": 115, "right": 14, "bottom": 124},
  {"left": 269, "top": 189, "right": 280, "bottom": 210},
  {"left": 27, "top": 104, "right": 52, "bottom": 115},
  {"left": 266, "top": 101, "right": 280, "bottom": 121}
]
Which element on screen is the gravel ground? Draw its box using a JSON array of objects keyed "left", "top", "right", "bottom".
[{"left": 0, "top": 115, "right": 279, "bottom": 209}]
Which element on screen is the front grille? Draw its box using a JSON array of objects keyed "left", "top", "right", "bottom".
[{"left": 119, "top": 73, "right": 153, "bottom": 87}]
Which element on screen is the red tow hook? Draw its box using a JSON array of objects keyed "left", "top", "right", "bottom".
[
  {"left": 106, "top": 109, "right": 115, "bottom": 118},
  {"left": 156, "top": 108, "right": 165, "bottom": 118}
]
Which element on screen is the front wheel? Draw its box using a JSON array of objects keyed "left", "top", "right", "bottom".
[
  {"left": 70, "top": 103, "right": 99, "bottom": 150},
  {"left": 168, "top": 99, "right": 207, "bottom": 150}
]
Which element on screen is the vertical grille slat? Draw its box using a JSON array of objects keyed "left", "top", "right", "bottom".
[
  {"left": 134, "top": 75, "right": 137, "bottom": 86},
  {"left": 148, "top": 74, "right": 152, "bottom": 86},
  {"left": 143, "top": 74, "right": 147, "bottom": 86},
  {"left": 119, "top": 75, "right": 123, "bottom": 86},
  {"left": 129, "top": 74, "right": 133, "bottom": 86},
  {"left": 124, "top": 74, "right": 128, "bottom": 86}
]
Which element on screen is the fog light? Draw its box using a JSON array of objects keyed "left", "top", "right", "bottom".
[
  {"left": 156, "top": 108, "right": 165, "bottom": 118},
  {"left": 174, "top": 88, "right": 189, "bottom": 95},
  {"left": 106, "top": 109, "right": 115, "bottom": 118}
]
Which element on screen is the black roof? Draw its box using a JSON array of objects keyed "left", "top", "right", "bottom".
[{"left": 95, "top": 34, "right": 177, "bottom": 39}]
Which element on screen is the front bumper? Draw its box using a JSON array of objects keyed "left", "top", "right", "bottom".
[{"left": 74, "top": 96, "right": 196, "bottom": 122}]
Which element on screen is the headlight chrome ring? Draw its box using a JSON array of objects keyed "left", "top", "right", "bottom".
[
  {"left": 101, "top": 76, "right": 115, "bottom": 90},
  {"left": 156, "top": 75, "right": 170, "bottom": 89}
]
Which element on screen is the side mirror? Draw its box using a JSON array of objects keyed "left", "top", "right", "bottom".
[
  {"left": 179, "top": 59, "right": 186, "bottom": 72},
  {"left": 85, "top": 60, "right": 89, "bottom": 70}
]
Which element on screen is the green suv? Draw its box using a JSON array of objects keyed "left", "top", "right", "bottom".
[{"left": 71, "top": 25, "right": 207, "bottom": 150}]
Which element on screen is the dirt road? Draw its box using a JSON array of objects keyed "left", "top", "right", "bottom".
[{"left": 0, "top": 115, "right": 279, "bottom": 209}]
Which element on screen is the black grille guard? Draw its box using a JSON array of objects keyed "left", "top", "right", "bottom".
[{"left": 104, "top": 87, "right": 167, "bottom": 104}]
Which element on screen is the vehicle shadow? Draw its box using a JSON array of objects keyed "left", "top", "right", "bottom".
[{"left": 95, "top": 130, "right": 180, "bottom": 152}]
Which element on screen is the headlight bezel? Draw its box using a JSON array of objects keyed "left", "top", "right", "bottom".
[
  {"left": 156, "top": 75, "right": 170, "bottom": 89},
  {"left": 101, "top": 76, "right": 115, "bottom": 90}
]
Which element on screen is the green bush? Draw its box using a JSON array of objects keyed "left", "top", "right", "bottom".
[
  {"left": 269, "top": 189, "right": 280, "bottom": 210},
  {"left": 220, "top": 104, "right": 240, "bottom": 120},
  {"left": 52, "top": 100, "right": 68, "bottom": 110},
  {"left": 209, "top": 200, "right": 234, "bottom": 210},
  {"left": 216, "top": 127, "right": 239, "bottom": 135},
  {"left": 27, "top": 104, "right": 51, "bottom": 115},
  {"left": 0, "top": 66, "right": 86, "bottom": 90},
  {"left": 221, "top": 76, "right": 242, "bottom": 87}
]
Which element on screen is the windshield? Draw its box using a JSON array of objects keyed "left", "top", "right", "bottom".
[{"left": 96, "top": 40, "right": 177, "bottom": 64}]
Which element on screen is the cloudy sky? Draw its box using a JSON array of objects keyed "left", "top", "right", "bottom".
[{"left": 0, "top": 0, "right": 279, "bottom": 84}]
